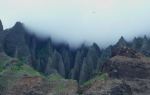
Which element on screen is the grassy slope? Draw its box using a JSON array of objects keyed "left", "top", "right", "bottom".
[
  {"left": 0, "top": 53, "right": 42, "bottom": 94},
  {"left": 83, "top": 73, "right": 108, "bottom": 87},
  {"left": 0, "top": 53, "right": 78, "bottom": 94},
  {"left": 47, "top": 73, "right": 78, "bottom": 94}
]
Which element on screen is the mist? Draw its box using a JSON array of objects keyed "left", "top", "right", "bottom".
[{"left": 0, "top": 0, "right": 150, "bottom": 47}]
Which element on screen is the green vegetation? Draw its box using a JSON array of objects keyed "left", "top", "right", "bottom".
[
  {"left": 0, "top": 60, "right": 41, "bottom": 77},
  {"left": 0, "top": 54, "right": 43, "bottom": 94},
  {"left": 47, "top": 73, "right": 77, "bottom": 94},
  {"left": 0, "top": 55, "right": 42, "bottom": 92},
  {"left": 47, "top": 73, "right": 63, "bottom": 81},
  {"left": 0, "top": 53, "right": 11, "bottom": 72},
  {"left": 47, "top": 73, "right": 66, "bottom": 92},
  {"left": 83, "top": 73, "right": 108, "bottom": 87}
]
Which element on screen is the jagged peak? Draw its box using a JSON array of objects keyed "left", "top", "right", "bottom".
[
  {"left": 141, "top": 35, "right": 149, "bottom": 50},
  {"left": 0, "top": 20, "right": 3, "bottom": 31},
  {"left": 91, "top": 43, "right": 101, "bottom": 52},
  {"left": 92, "top": 43, "right": 99, "bottom": 48},
  {"left": 112, "top": 46, "right": 138, "bottom": 58},
  {"left": 116, "top": 36, "right": 127, "bottom": 47},
  {"left": 15, "top": 21, "right": 23, "bottom": 26},
  {"left": 133, "top": 37, "right": 137, "bottom": 40},
  {"left": 144, "top": 35, "right": 148, "bottom": 40},
  {"left": 13, "top": 21, "right": 24, "bottom": 30},
  {"left": 119, "top": 36, "right": 126, "bottom": 42},
  {"left": 141, "top": 35, "right": 149, "bottom": 45},
  {"left": 79, "top": 43, "right": 88, "bottom": 50}
]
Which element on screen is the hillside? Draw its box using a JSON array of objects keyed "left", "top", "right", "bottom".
[
  {"left": 1, "top": 20, "right": 150, "bottom": 95},
  {"left": 81, "top": 46, "right": 150, "bottom": 95},
  {"left": 0, "top": 53, "right": 78, "bottom": 95}
]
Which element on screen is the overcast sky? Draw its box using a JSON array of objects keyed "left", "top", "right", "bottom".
[{"left": 0, "top": 0, "right": 150, "bottom": 47}]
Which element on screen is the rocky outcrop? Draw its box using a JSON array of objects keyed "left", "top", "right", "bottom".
[
  {"left": 0, "top": 52, "right": 78, "bottom": 95},
  {"left": 3, "top": 22, "right": 30, "bottom": 61},
  {"left": 82, "top": 78, "right": 132, "bottom": 95},
  {"left": 0, "top": 20, "right": 6, "bottom": 52},
  {"left": 82, "top": 77, "right": 150, "bottom": 95},
  {"left": 131, "top": 36, "right": 150, "bottom": 56},
  {"left": 125, "top": 79, "right": 150, "bottom": 95},
  {"left": 116, "top": 36, "right": 128, "bottom": 47},
  {"left": 104, "top": 56, "right": 150, "bottom": 79},
  {"left": 0, "top": 20, "right": 3, "bottom": 32},
  {"left": 140, "top": 36, "right": 150, "bottom": 56},
  {"left": 100, "top": 46, "right": 150, "bottom": 95},
  {"left": 104, "top": 40, "right": 150, "bottom": 79},
  {"left": 79, "top": 43, "right": 101, "bottom": 84},
  {"left": 112, "top": 46, "right": 139, "bottom": 58},
  {"left": 80, "top": 38, "right": 150, "bottom": 95},
  {"left": 3, "top": 76, "right": 78, "bottom": 95},
  {"left": 5, "top": 76, "right": 50, "bottom": 95}
]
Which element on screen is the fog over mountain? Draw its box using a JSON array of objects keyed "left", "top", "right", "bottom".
[
  {"left": 2, "top": 1, "right": 150, "bottom": 94},
  {"left": 1, "top": 0, "right": 150, "bottom": 47}
]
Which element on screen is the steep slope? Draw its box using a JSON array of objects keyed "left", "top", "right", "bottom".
[
  {"left": 0, "top": 53, "right": 78, "bottom": 95},
  {"left": 0, "top": 20, "right": 6, "bottom": 52},
  {"left": 4, "top": 76, "right": 78, "bottom": 95},
  {"left": 0, "top": 20, "right": 3, "bottom": 32},
  {"left": 3, "top": 22, "right": 30, "bottom": 61},
  {"left": 2, "top": 20, "right": 150, "bottom": 95},
  {"left": 81, "top": 75, "right": 132, "bottom": 95},
  {"left": 0, "top": 53, "right": 41, "bottom": 95},
  {"left": 81, "top": 41, "right": 150, "bottom": 95},
  {"left": 0, "top": 20, "right": 106, "bottom": 83}
]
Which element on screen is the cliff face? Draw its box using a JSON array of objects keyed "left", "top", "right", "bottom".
[
  {"left": 3, "top": 22, "right": 30, "bottom": 60},
  {"left": 0, "top": 21, "right": 105, "bottom": 83},
  {"left": 0, "top": 20, "right": 3, "bottom": 32},
  {"left": 0, "top": 20, "right": 5, "bottom": 52},
  {"left": 1, "top": 20, "right": 150, "bottom": 95},
  {"left": 105, "top": 42, "right": 150, "bottom": 79},
  {"left": 81, "top": 42, "right": 150, "bottom": 95},
  {"left": 4, "top": 76, "right": 78, "bottom": 95},
  {"left": 0, "top": 53, "right": 78, "bottom": 95},
  {"left": 104, "top": 56, "right": 150, "bottom": 79},
  {"left": 1, "top": 21, "right": 150, "bottom": 83}
]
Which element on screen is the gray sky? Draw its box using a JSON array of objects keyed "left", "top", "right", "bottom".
[{"left": 0, "top": 0, "right": 150, "bottom": 47}]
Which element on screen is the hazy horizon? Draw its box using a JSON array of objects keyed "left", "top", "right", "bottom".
[{"left": 1, "top": 0, "right": 150, "bottom": 47}]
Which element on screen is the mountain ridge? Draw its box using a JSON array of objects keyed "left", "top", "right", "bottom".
[
  {"left": 0, "top": 21, "right": 150, "bottom": 83},
  {"left": 1, "top": 20, "right": 150, "bottom": 95}
]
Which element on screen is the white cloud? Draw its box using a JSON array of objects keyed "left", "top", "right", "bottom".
[{"left": 0, "top": 0, "right": 150, "bottom": 47}]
